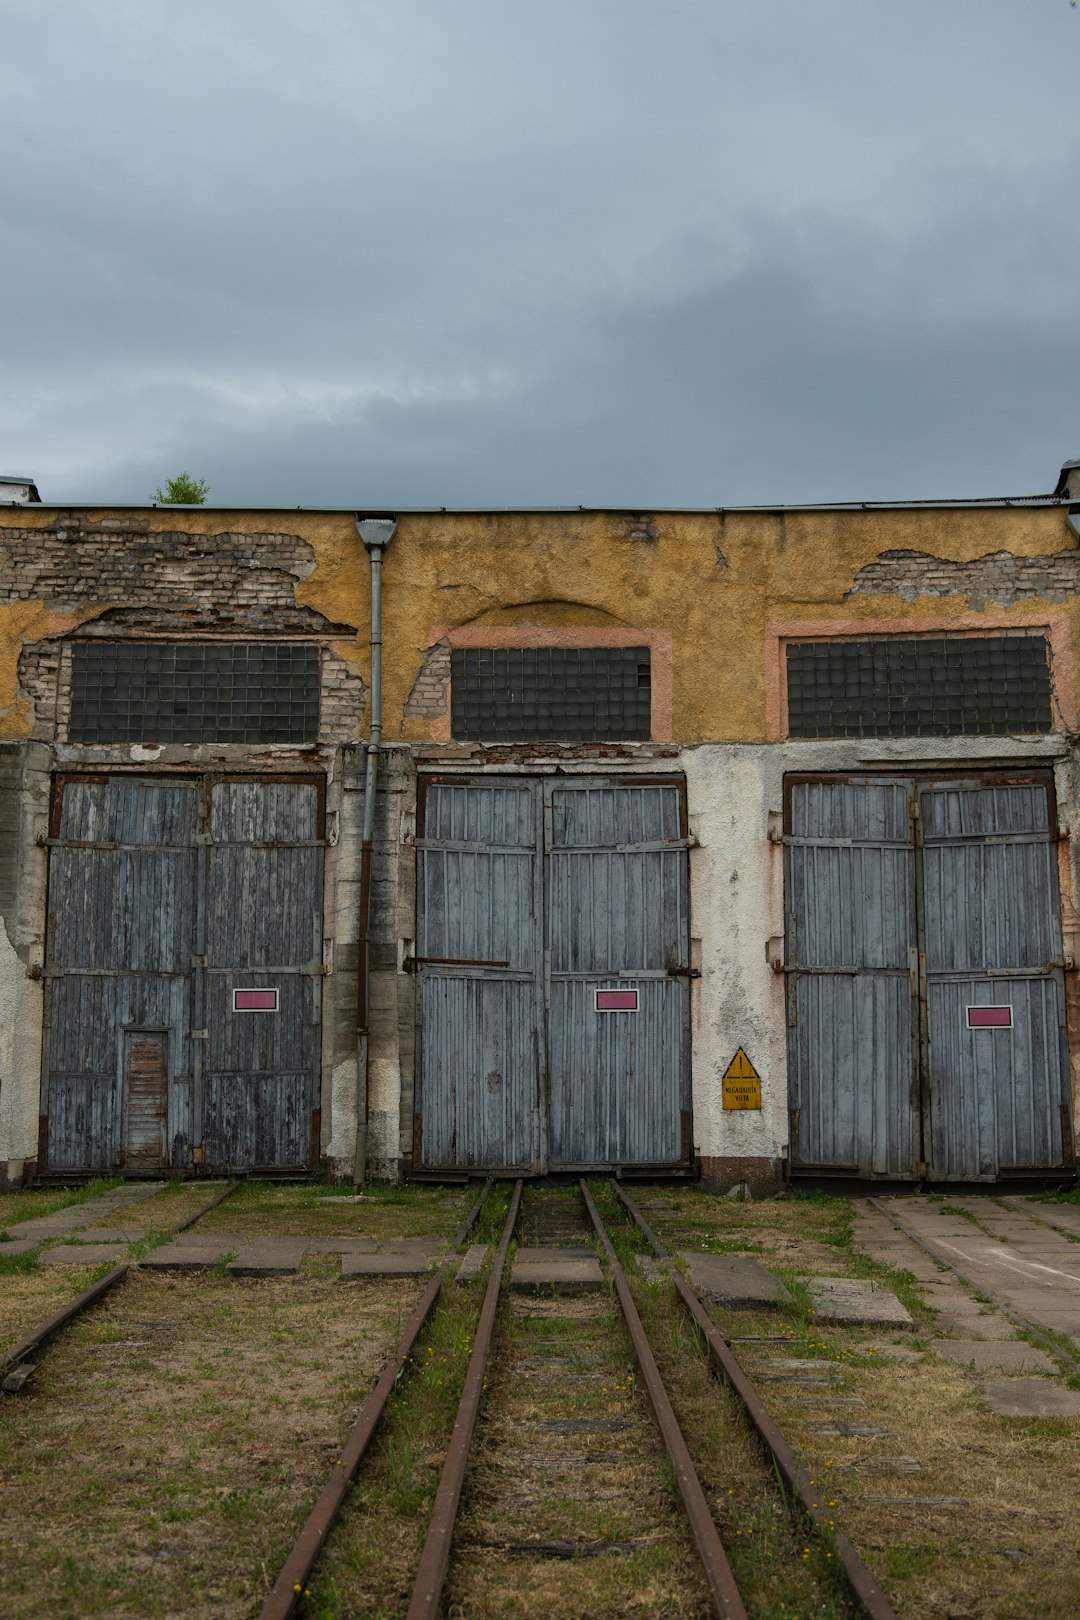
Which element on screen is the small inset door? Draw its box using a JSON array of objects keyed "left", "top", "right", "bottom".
[{"left": 123, "top": 1032, "right": 167, "bottom": 1171}]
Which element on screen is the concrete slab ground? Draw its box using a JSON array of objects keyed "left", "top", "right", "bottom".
[
  {"left": 341, "top": 1252, "right": 434, "bottom": 1278},
  {"left": 456, "top": 1243, "right": 489, "bottom": 1283},
  {"left": 869, "top": 1195, "right": 1080, "bottom": 1352},
  {"left": 227, "top": 1239, "right": 308, "bottom": 1277},
  {"left": 40, "top": 1244, "right": 127, "bottom": 1265},
  {"left": 0, "top": 1239, "right": 37, "bottom": 1258},
  {"left": 799, "top": 1275, "right": 913, "bottom": 1328},
  {"left": 76, "top": 1227, "right": 149, "bottom": 1243},
  {"left": 980, "top": 1378, "right": 1080, "bottom": 1417},
  {"left": 1002, "top": 1196, "right": 1080, "bottom": 1238},
  {"left": 1, "top": 1182, "right": 167, "bottom": 1242},
  {"left": 682, "top": 1253, "right": 791, "bottom": 1308},
  {"left": 510, "top": 1248, "right": 602, "bottom": 1295},
  {"left": 931, "top": 1339, "right": 1057, "bottom": 1373},
  {"left": 139, "top": 1237, "right": 241, "bottom": 1270},
  {"left": 307, "top": 1237, "right": 379, "bottom": 1253}
]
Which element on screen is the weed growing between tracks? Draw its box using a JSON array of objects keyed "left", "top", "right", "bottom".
[
  {"left": 450, "top": 1276, "right": 711, "bottom": 1613},
  {"left": 589, "top": 1182, "right": 858, "bottom": 1620},
  {"left": 302, "top": 1182, "right": 513, "bottom": 1618}
]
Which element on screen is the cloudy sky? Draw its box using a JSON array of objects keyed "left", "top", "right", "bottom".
[{"left": 2, "top": 0, "right": 1078, "bottom": 508}]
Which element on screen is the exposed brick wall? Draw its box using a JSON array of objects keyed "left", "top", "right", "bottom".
[
  {"left": 1, "top": 512, "right": 349, "bottom": 627},
  {"left": 624, "top": 513, "right": 657, "bottom": 542},
  {"left": 403, "top": 637, "right": 451, "bottom": 720},
  {"left": 849, "top": 548, "right": 1080, "bottom": 610},
  {"left": 6, "top": 514, "right": 366, "bottom": 745}
]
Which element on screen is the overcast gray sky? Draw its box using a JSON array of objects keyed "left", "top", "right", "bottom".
[{"left": 2, "top": 0, "right": 1078, "bottom": 508}]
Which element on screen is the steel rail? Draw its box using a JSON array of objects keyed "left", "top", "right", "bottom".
[
  {"left": 260, "top": 1178, "right": 493, "bottom": 1620},
  {"left": 0, "top": 1178, "right": 243, "bottom": 1389},
  {"left": 406, "top": 1179, "right": 522, "bottom": 1620},
  {"left": 580, "top": 1178, "right": 749, "bottom": 1620},
  {"left": 612, "top": 1181, "right": 899, "bottom": 1620}
]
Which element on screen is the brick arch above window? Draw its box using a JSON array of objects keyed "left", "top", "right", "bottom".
[{"left": 407, "top": 625, "right": 673, "bottom": 743}]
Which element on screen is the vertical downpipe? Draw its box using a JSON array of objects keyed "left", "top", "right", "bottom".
[{"left": 355, "top": 515, "right": 397, "bottom": 1188}]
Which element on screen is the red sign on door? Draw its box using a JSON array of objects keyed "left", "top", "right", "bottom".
[
  {"left": 233, "top": 988, "right": 279, "bottom": 1012},
  {"left": 966, "top": 1005, "right": 1012, "bottom": 1029},
  {"left": 595, "top": 988, "right": 639, "bottom": 1012}
]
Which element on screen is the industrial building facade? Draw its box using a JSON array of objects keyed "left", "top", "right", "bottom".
[{"left": 2, "top": 474, "right": 1079, "bottom": 1191}]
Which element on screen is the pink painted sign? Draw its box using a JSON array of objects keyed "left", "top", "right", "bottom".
[
  {"left": 233, "top": 988, "right": 279, "bottom": 1012},
  {"left": 966, "top": 1005, "right": 1012, "bottom": 1029},
  {"left": 595, "top": 988, "right": 639, "bottom": 1012}
]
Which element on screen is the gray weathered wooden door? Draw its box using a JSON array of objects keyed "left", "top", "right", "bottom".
[
  {"left": 44, "top": 774, "right": 322, "bottom": 1173},
  {"left": 921, "top": 780, "right": 1070, "bottom": 1178},
  {"left": 416, "top": 777, "right": 691, "bottom": 1172},
  {"left": 45, "top": 777, "right": 198, "bottom": 1172},
  {"left": 547, "top": 782, "right": 691, "bottom": 1168},
  {"left": 785, "top": 774, "right": 1072, "bottom": 1180},
  {"left": 202, "top": 780, "right": 324, "bottom": 1171}
]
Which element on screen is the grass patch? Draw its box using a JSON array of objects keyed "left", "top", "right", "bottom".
[
  {"left": 0, "top": 1178, "right": 125, "bottom": 1233},
  {"left": 195, "top": 1178, "right": 475, "bottom": 1239},
  {"left": 0, "top": 1269, "right": 425, "bottom": 1617}
]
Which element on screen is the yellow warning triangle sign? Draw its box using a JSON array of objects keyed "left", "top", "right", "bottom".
[{"left": 722, "top": 1047, "right": 760, "bottom": 1082}]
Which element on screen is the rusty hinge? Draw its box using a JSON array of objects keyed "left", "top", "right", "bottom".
[{"left": 665, "top": 965, "right": 702, "bottom": 980}]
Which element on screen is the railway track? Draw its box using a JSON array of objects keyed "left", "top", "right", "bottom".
[
  {"left": 0, "top": 1179, "right": 240, "bottom": 1393},
  {"left": 263, "top": 1178, "right": 898, "bottom": 1620}
]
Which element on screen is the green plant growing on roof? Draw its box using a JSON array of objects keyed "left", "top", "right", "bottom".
[{"left": 152, "top": 472, "right": 210, "bottom": 504}]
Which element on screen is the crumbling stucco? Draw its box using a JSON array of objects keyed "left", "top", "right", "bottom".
[{"left": 849, "top": 548, "right": 1080, "bottom": 610}]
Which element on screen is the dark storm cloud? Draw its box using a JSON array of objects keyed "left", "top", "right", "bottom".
[{"left": 2, "top": 0, "right": 1078, "bottom": 505}]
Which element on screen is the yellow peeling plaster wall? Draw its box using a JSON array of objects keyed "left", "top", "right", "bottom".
[
  {"left": 376, "top": 505, "right": 1080, "bottom": 744},
  {"left": 2, "top": 502, "right": 1078, "bottom": 748}
]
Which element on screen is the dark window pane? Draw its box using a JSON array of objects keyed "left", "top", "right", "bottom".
[
  {"left": 450, "top": 646, "right": 651, "bottom": 742},
  {"left": 786, "top": 635, "right": 1052, "bottom": 738},
  {"left": 70, "top": 642, "right": 320, "bottom": 743}
]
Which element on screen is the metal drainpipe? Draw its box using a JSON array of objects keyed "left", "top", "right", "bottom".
[{"left": 354, "top": 514, "right": 397, "bottom": 1188}]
